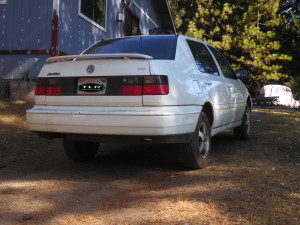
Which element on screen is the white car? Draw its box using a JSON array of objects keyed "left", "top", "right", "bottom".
[{"left": 26, "top": 35, "right": 251, "bottom": 169}]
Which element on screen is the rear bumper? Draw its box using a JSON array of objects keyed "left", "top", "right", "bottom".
[
  {"left": 34, "top": 132, "right": 194, "bottom": 144},
  {"left": 26, "top": 105, "right": 201, "bottom": 142}
]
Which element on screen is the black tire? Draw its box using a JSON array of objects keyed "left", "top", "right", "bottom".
[
  {"left": 182, "top": 112, "right": 211, "bottom": 169},
  {"left": 234, "top": 104, "right": 251, "bottom": 140},
  {"left": 63, "top": 139, "right": 99, "bottom": 162}
]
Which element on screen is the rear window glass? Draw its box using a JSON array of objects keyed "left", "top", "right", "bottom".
[{"left": 83, "top": 36, "right": 178, "bottom": 60}]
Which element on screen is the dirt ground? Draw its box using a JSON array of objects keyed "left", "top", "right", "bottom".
[{"left": 0, "top": 100, "right": 299, "bottom": 225}]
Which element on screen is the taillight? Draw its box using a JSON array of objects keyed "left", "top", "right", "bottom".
[
  {"left": 46, "top": 78, "right": 61, "bottom": 96},
  {"left": 121, "top": 77, "right": 143, "bottom": 95},
  {"left": 143, "top": 75, "right": 169, "bottom": 95},
  {"left": 122, "top": 85, "right": 142, "bottom": 95},
  {"left": 34, "top": 78, "right": 61, "bottom": 96},
  {"left": 46, "top": 86, "right": 61, "bottom": 96},
  {"left": 143, "top": 84, "right": 169, "bottom": 95},
  {"left": 121, "top": 75, "right": 169, "bottom": 95},
  {"left": 35, "top": 78, "right": 46, "bottom": 95}
]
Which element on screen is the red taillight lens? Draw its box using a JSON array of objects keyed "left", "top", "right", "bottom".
[
  {"left": 46, "top": 78, "right": 61, "bottom": 96},
  {"left": 143, "top": 84, "right": 169, "bottom": 95},
  {"left": 35, "top": 86, "right": 46, "bottom": 95},
  {"left": 35, "top": 78, "right": 61, "bottom": 96},
  {"left": 121, "top": 76, "right": 143, "bottom": 95},
  {"left": 46, "top": 86, "right": 61, "bottom": 96},
  {"left": 121, "top": 76, "right": 169, "bottom": 95},
  {"left": 121, "top": 85, "right": 142, "bottom": 95},
  {"left": 35, "top": 78, "right": 46, "bottom": 95},
  {"left": 143, "top": 75, "right": 169, "bottom": 95}
]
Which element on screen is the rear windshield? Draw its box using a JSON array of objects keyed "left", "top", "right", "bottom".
[{"left": 83, "top": 36, "right": 178, "bottom": 60}]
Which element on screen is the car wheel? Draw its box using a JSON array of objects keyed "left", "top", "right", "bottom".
[
  {"left": 63, "top": 139, "right": 99, "bottom": 162},
  {"left": 182, "top": 112, "right": 211, "bottom": 169},
  {"left": 234, "top": 104, "right": 251, "bottom": 140}
]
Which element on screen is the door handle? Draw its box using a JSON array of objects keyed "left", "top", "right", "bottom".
[
  {"left": 205, "top": 80, "right": 212, "bottom": 85},
  {"left": 227, "top": 84, "right": 233, "bottom": 88}
]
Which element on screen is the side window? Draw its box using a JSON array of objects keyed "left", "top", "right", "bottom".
[
  {"left": 187, "top": 40, "right": 219, "bottom": 76},
  {"left": 79, "top": 0, "right": 106, "bottom": 30},
  {"left": 208, "top": 46, "right": 235, "bottom": 79}
]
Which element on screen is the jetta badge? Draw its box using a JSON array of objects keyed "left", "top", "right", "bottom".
[{"left": 86, "top": 64, "right": 95, "bottom": 74}]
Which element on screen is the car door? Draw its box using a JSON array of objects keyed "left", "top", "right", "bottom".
[
  {"left": 208, "top": 46, "right": 246, "bottom": 123},
  {"left": 186, "top": 40, "right": 232, "bottom": 128}
]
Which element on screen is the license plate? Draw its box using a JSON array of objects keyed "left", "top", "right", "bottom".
[{"left": 77, "top": 78, "right": 107, "bottom": 95}]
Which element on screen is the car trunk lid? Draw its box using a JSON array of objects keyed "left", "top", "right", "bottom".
[{"left": 38, "top": 54, "right": 152, "bottom": 107}]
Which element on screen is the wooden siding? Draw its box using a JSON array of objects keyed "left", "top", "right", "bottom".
[
  {"left": 0, "top": 0, "right": 169, "bottom": 79},
  {"left": 58, "top": 0, "right": 124, "bottom": 55},
  {"left": 58, "top": 0, "right": 160, "bottom": 55},
  {"left": 0, "top": 0, "right": 52, "bottom": 79},
  {"left": 0, "top": 0, "right": 52, "bottom": 50},
  {"left": 0, "top": 54, "right": 49, "bottom": 79}
]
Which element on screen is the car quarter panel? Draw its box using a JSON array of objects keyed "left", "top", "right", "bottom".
[
  {"left": 145, "top": 36, "right": 212, "bottom": 107},
  {"left": 182, "top": 37, "right": 233, "bottom": 128}
]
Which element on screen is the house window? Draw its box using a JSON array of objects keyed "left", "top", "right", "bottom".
[
  {"left": 124, "top": 8, "right": 140, "bottom": 36},
  {"left": 79, "top": 0, "right": 106, "bottom": 30}
]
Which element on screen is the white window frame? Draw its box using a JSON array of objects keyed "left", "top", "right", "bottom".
[{"left": 78, "top": 0, "right": 107, "bottom": 32}]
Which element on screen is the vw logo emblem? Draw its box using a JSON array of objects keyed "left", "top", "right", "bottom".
[{"left": 86, "top": 64, "right": 95, "bottom": 74}]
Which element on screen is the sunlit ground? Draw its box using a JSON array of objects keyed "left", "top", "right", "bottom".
[{"left": 0, "top": 100, "right": 299, "bottom": 224}]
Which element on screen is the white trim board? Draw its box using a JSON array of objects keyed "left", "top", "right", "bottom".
[
  {"left": 132, "top": 1, "right": 158, "bottom": 27},
  {"left": 78, "top": 0, "right": 107, "bottom": 32}
]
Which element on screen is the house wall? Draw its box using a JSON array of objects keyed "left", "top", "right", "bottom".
[
  {"left": 0, "top": 0, "right": 168, "bottom": 80},
  {"left": 0, "top": 0, "right": 53, "bottom": 79},
  {"left": 58, "top": 0, "right": 123, "bottom": 55},
  {"left": 57, "top": 0, "right": 161, "bottom": 55},
  {"left": 129, "top": 0, "right": 161, "bottom": 35},
  {"left": 0, "top": 55, "right": 49, "bottom": 79}
]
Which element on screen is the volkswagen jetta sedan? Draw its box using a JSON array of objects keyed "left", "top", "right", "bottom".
[{"left": 26, "top": 35, "right": 251, "bottom": 169}]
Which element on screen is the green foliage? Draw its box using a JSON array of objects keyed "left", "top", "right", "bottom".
[
  {"left": 278, "top": 4, "right": 300, "bottom": 99},
  {"left": 169, "top": 0, "right": 296, "bottom": 95},
  {"left": 285, "top": 75, "right": 300, "bottom": 99}
]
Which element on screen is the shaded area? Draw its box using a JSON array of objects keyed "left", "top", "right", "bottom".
[{"left": 0, "top": 101, "right": 299, "bottom": 224}]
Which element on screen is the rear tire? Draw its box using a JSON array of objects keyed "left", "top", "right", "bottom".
[
  {"left": 234, "top": 104, "right": 251, "bottom": 140},
  {"left": 182, "top": 112, "right": 211, "bottom": 169},
  {"left": 63, "top": 139, "right": 99, "bottom": 162}
]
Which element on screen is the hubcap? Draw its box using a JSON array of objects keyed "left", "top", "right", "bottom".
[{"left": 198, "top": 123, "right": 209, "bottom": 159}]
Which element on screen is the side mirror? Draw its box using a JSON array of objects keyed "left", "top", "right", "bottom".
[{"left": 236, "top": 69, "right": 247, "bottom": 79}]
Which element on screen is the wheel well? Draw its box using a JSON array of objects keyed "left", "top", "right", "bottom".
[{"left": 202, "top": 103, "right": 214, "bottom": 128}]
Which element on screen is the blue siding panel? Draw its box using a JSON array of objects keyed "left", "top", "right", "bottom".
[
  {"left": 0, "top": 0, "right": 52, "bottom": 50},
  {"left": 0, "top": 0, "right": 52, "bottom": 79},
  {"left": 29, "top": 0, "right": 39, "bottom": 49},
  {"left": 0, "top": 0, "right": 170, "bottom": 79},
  {"left": 0, "top": 6, "right": 6, "bottom": 49},
  {"left": 0, "top": 55, "right": 49, "bottom": 79},
  {"left": 58, "top": 0, "right": 124, "bottom": 55}
]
